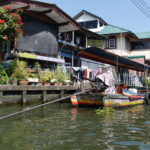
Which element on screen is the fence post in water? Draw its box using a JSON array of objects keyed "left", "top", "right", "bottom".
[
  {"left": 42, "top": 91, "right": 47, "bottom": 103},
  {"left": 22, "top": 90, "right": 27, "bottom": 104}
]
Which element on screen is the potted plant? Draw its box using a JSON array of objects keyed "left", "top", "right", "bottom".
[
  {"left": 53, "top": 67, "right": 69, "bottom": 86},
  {"left": 40, "top": 70, "right": 52, "bottom": 86},
  {"left": 10, "top": 59, "right": 29, "bottom": 85},
  {"left": 9, "top": 74, "right": 18, "bottom": 85},
  {"left": 34, "top": 62, "right": 41, "bottom": 73},
  {"left": 28, "top": 73, "right": 39, "bottom": 83},
  {"left": 62, "top": 72, "right": 70, "bottom": 85},
  {"left": 50, "top": 71, "right": 57, "bottom": 85}
]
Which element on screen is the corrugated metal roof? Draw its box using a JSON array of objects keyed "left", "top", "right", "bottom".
[
  {"left": 78, "top": 47, "right": 150, "bottom": 72},
  {"left": 97, "top": 24, "right": 132, "bottom": 35},
  {"left": 135, "top": 32, "right": 150, "bottom": 39}
]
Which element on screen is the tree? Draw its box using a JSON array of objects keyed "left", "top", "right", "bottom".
[{"left": 0, "top": 6, "right": 23, "bottom": 51}]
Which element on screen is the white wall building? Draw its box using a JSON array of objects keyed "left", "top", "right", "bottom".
[{"left": 74, "top": 10, "right": 150, "bottom": 65}]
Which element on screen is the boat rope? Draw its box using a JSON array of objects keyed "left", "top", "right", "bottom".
[{"left": 0, "top": 90, "right": 89, "bottom": 120}]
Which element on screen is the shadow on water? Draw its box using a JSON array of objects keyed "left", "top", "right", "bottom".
[{"left": 0, "top": 103, "right": 150, "bottom": 150}]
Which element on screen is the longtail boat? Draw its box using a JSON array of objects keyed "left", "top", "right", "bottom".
[
  {"left": 70, "top": 47, "right": 150, "bottom": 108},
  {"left": 71, "top": 89, "right": 145, "bottom": 108},
  {"left": 103, "top": 89, "right": 145, "bottom": 108}
]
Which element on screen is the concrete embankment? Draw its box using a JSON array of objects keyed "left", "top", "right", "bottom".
[{"left": 0, "top": 85, "right": 78, "bottom": 105}]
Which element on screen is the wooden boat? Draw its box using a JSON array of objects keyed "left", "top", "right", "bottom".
[
  {"left": 103, "top": 89, "right": 145, "bottom": 108},
  {"left": 75, "top": 93, "right": 104, "bottom": 107},
  {"left": 71, "top": 47, "right": 150, "bottom": 108},
  {"left": 71, "top": 89, "right": 145, "bottom": 108}
]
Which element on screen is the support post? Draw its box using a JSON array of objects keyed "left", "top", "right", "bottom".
[
  {"left": 22, "top": 90, "right": 27, "bottom": 104},
  {"left": 60, "top": 90, "right": 64, "bottom": 98},
  {"left": 42, "top": 91, "right": 47, "bottom": 103},
  {"left": 72, "top": 50, "right": 74, "bottom": 67},
  {"left": 71, "top": 31, "right": 75, "bottom": 45}
]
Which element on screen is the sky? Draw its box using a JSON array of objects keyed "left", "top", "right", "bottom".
[{"left": 41, "top": 0, "right": 150, "bottom": 33}]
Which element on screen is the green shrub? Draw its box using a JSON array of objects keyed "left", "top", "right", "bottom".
[
  {"left": 34, "top": 62, "right": 41, "bottom": 73},
  {"left": 53, "top": 67, "right": 70, "bottom": 83},
  {"left": 28, "top": 73, "right": 38, "bottom": 78},
  {"left": 0, "top": 64, "right": 9, "bottom": 84},
  {"left": 10, "top": 59, "right": 28, "bottom": 80},
  {"left": 40, "top": 70, "right": 52, "bottom": 82}
]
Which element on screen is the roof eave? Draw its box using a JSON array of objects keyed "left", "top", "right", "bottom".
[
  {"left": 82, "top": 28, "right": 106, "bottom": 39},
  {"left": 0, "top": 0, "right": 83, "bottom": 32},
  {"left": 99, "top": 32, "right": 139, "bottom": 40}
]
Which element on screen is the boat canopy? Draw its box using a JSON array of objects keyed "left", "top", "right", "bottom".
[{"left": 78, "top": 47, "right": 150, "bottom": 72}]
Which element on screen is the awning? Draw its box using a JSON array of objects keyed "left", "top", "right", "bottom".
[
  {"left": 125, "top": 55, "right": 145, "bottom": 59},
  {"left": 18, "top": 52, "right": 65, "bottom": 63},
  {"left": 78, "top": 47, "right": 150, "bottom": 72}
]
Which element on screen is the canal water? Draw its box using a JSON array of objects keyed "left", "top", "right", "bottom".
[{"left": 0, "top": 103, "right": 150, "bottom": 150}]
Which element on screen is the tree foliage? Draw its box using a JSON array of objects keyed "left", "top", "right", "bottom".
[{"left": 0, "top": 6, "right": 23, "bottom": 50}]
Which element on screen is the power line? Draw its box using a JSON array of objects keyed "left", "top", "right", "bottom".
[
  {"left": 131, "top": 0, "right": 150, "bottom": 20},
  {"left": 132, "top": 0, "right": 150, "bottom": 18},
  {"left": 138, "top": 0, "right": 150, "bottom": 14},
  {"left": 139, "top": 0, "right": 150, "bottom": 13},
  {"left": 0, "top": 91, "right": 89, "bottom": 120}
]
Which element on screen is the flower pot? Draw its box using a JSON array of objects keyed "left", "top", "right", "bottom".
[
  {"left": 50, "top": 79, "right": 57, "bottom": 85},
  {"left": 12, "top": 81, "right": 18, "bottom": 86},
  {"left": 28, "top": 78, "right": 39, "bottom": 82},
  {"left": 18, "top": 80, "right": 28, "bottom": 85},
  {"left": 36, "top": 82, "right": 43, "bottom": 86},
  {"left": 54, "top": 82, "right": 62, "bottom": 86},
  {"left": 44, "top": 81, "right": 51, "bottom": 86},
  {"left": 63, "top": 80, "right": 71, "bottom": 86}
]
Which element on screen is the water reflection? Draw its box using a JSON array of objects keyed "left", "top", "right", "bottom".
[
  {"left": 0, "top": 104, "right": 150, "bottom": 149},
  {"left": 70, "top": 108, "right": 78, "bottom": 121}
]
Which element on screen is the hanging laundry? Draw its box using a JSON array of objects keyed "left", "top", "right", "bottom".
[{"left": 83, "top": 69, "right": 88, "bottom": 79}]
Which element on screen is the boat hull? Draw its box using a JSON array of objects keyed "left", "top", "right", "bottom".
[
  {"left": 76, "top": 94, "right": 104, "bottom": 107},
  {"left": 104, "top": 94, "right": 144, "bottom": 108},
  {"left": 75, "top": 93, "right": 144, "bottom": 108}
]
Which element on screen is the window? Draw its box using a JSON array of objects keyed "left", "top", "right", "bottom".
[
  {"left": 78, "top": 20, "right": 98, "bottom": 29},
  {"left": 99, "top": 21, "right": 103, "bottom": 27},
  {"left": 87, "top": 39, "right": 103, "bottom": 48},
  {"left": 109, "top": 38, "right": 116, "bottom": 48},
  {"left": 105, "top": 37, "right": 116, "bottom": 49},
  {"left": 131, "top": 41, "right": 149, "bottom": 50}
]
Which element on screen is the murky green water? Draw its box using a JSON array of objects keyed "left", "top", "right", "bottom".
[{"left": 0, "top": 103, "right": 150, "bottom": 150}]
